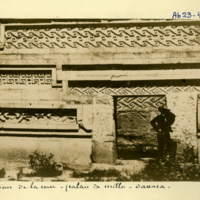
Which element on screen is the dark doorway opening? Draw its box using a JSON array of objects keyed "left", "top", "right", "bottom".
[{"left": 114, "top": 95, "right": 167, "bottom": 160}]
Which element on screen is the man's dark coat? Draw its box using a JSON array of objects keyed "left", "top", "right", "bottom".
[{"left": 150, "top": 111, "right": 176, "bottom": 133}]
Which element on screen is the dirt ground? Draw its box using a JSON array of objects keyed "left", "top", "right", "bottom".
[{"left": 0, "top": 160, "right": 148, "bottom": 182}]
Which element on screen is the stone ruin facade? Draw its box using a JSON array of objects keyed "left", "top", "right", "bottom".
[{"left": 0, "top": 19, "right": 199, "bottom": 170}]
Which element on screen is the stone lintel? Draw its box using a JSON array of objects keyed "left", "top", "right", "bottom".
[
  {"left": 67, "top": 69, "right": 200, "bottom": 81},
  {"left": 0, "top": 49, "right": 200, "bottom": 66},
  {"left": 62, "top": 95, "right": 93, "bottom": 104},
  {"left": 0, "top": 123, "right": 79, "bottom": 131}
]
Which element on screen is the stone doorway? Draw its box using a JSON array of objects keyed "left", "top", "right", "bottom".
[{"left": 115, "top": 95, "right": 167, "bottom": 160}]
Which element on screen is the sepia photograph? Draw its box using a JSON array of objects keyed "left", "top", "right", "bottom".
[{"left": 0, "top": 18, "right": 199, "bottom": 183}]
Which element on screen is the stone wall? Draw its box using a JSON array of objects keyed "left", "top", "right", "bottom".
[
  {"left": 0, "top": 20, "right": 199, "bottom": 170},
  {"left": 0, "top": 87, "right": 93, "bottom": 170},
  {"left": 167, "top": 92, "right": 198, "bottom": 161},
  {"left": 0, "top": 136, "right": 92, "bottom": 170},
  {"left": 70, "top": 81, "right": 200, "bottom": 163},
  {"left": 116, "top": 92, "right": 199, "bottom": 161}
]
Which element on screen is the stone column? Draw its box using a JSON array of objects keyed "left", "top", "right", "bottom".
[{"left": 92, "top": 94, "right": 117, "bottom": 164}]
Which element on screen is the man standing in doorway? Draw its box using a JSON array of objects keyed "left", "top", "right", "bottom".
[{"left": 150, "top": 105, "right": 176, "bottom": 161}]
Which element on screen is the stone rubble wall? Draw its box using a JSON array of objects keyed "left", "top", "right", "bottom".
[
  {"left": 167, "top": 92, "right": 198, "bottom": 161},
  {"left": 116, "top": 110, "right": 160, "bottom": 159}
]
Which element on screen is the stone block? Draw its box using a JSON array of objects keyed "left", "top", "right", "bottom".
[
  {"left": 92, "top": 95, "right": 117, "bottom": 163},
  {"left": 3, "top": 123, "right": 33, "bottom": 129},
  {"left": 82, "top": 105, "right": 93, "bottom": 130},
  {"left": 62, "top": 95, "right": 93, "bottom": 104},
  {"left": 95, "top": 95, "right": 113, "bottom": 105},
  {"left": 67, "top": 69, "right": 200, "bottom": 81},
  {"left": 32, "top": 124, "right": 55, "bottom": 130},
  {"left": 21, "top": 90, "right": 39, "bottom": 100},
  {"left": 56, "top": 124, "right": 79, "bottom": 130},
  {"left": 38, "top": 89, "right": 61, "bottom": 100},
  {"left": 56, "top": 70, "right": 63, "bottom": 81},
  {"left": 92, "top": 141, "right": 117, "bottom": 164},
  {"left": 59, "top": 138, "right": 92, "bottom": 170},
  {"left": 93, "top": 96, "right": 114, "bottom": 138},
  {"left": 0, "top": 89, "right": 22, "bottom": 100},
  {"left": 0, "top": 137, "right": 92, "bottom": 171}
]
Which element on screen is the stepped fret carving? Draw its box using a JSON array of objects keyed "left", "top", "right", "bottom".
[
  {"left": 69, "top": 86, "right": 200, "bottom": 95},
  {"left": 117, "top": 96, "right": 166, "bottom": 110},
  {"left": 0, "top": 71, "right": 51, "bottom": 85},
  {"left": 5, "top": 25, "right": 200, "bottom": 49}
]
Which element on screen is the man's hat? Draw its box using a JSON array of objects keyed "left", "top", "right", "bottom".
[{"left": 158, "top": 105, "right": 170, "bottom": 112}]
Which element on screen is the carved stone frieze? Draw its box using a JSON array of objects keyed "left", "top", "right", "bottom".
[
  {"left": 0, "top": 108, "right": 76, "bottom": 124},
  {"left": 69, "top": 86, "right": 200, "bottom": 96},
  {"left": 0, "top": 71, "right": 51, "bottom": 85},
  {"left": 4, "top": 24, "right": 200, "bottom": 49},
  {"left": 117, "top": 96, "right": 166, "bottom": 110}
]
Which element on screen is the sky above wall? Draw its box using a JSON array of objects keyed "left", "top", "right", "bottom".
[{"left": 0, "top": 0, "right": 199, "bottom": 19}]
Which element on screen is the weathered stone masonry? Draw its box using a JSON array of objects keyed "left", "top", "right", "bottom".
[
  {"left": 0, "top": 19, "right": 199, "bottom": 170},
  {"left": 70, "top": 82, "right": 200, "bottom": 162}
]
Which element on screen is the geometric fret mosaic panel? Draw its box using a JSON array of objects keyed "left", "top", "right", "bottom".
[
  {"left": 117, "top": 96, "right": 166, "bottom": 111},
  {"left": 5, "top": 25, "right": 200, "bottom": 49},
  {"left": 69, "top": 86, "right": 200, "bottom": 96},
  {"left": 0, "top": 71, "right": 51, "bottom": 85}
]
